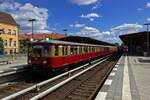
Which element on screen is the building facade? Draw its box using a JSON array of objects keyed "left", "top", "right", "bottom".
[{"left": 0, "top": 12, "right": 19, "bottom": 54}]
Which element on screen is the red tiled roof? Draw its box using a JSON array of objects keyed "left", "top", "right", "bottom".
[
  {"left": 19, "top": 33, "right": 66, "bottom": 40},
  {"left": 0, "top": 11, "right": 19, "bottom": 26}
]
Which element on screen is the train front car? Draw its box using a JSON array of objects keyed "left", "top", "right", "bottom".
[{"left": 28, "top": 41, "right": 51, "bottom": 73}]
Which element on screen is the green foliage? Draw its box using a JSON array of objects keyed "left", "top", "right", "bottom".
[
  {"left": 19, "top": 39, "right": 30, "bottom": 54},
  {"left": 113, "top": 43, "right": 120, "bottom": 46}
]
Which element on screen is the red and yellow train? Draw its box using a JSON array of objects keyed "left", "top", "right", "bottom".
[{"left": 28, "top": 40, "right": 117, "bottom": 72}]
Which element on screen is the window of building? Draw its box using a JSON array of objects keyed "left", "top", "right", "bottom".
[
  {"left": 13, "top": 30, "right": 16, "bottom": 35},
  {"left": 4, "top": 29, "right": 8, "bottom": 34},
  {"left": 8, "top": 29, "right": 11, "bottom": 34},
  {"left": 9, "top": 39, "right": 12, "bottom": 47},
  {"left": 54, "top": 45, "right": 59, "bottom": 56},
  {"left": 4, "top": 40, "right": 7, "bottom": 46},
  {"left": 14, "top": 49, "right": 17, "bottom": 53},
  {"left": 0, "top": 29, "right": 4, "bottom": 34},
  {"left": 14, "top": 41, "right": 16, "bottom": 46}
]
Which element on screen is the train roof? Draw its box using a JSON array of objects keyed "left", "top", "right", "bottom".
[
  {"left": 59, "top": 36, "right": 116, "bottom": 46},
  {"left": 30, "top": 39, "right": 116, "bottom": 47}
]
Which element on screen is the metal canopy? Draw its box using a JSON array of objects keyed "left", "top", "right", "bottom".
[
  {"left": 59, "top": 36, "right": 115, "bottom": 46},
  {"left": 119, "top": 31, "right": 150, "bottom": 45}
]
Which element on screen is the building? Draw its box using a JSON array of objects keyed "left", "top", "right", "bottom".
[
  {"left": 0, "top": 11, "right": 19, "bottom": 54},
  {"left": 19, "top": 33, "right": 66, "bottom": 40},
  {"left": 119, "top": 31, "right": 150, "bottom": 56},
  {"left": 19, "top": 33, "right": 66, "bottom": 53}
]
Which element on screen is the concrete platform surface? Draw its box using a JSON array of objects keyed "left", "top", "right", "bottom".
[
  {"left": 0, "top": 61, "right": 27, "bottom": 73},
  {"left": 95, "top": 55, "right": 150, "bottom": 100}
]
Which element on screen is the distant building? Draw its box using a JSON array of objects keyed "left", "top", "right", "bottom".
[
  {"left": 19, "top": 33, "right": 66, "bottom": 40},
  {"left": 0, "top": 11, "right": 19, "bottom": 54},
  {"left": 19, "top": 33, "right": 66, "bottom": 53}
]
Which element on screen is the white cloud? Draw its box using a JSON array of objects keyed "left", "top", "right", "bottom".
[
  {"left": 137, "top": 8, "right": 143, "bottom": 11},
  {"left": 147, "top": 3, "right": 150, "bottom": 8},
  {"left": 92, "top": 5, "right": 98, "bottom": 10},
  {"left": 0, "top": 1, "right": 50, "bottom": 33},
  {"left": 80, "top": 13, "right": 101, "bottom": 21},
  {"left": 70, "top": 23, "right": 85, "bottom": 28},
  {"left": 70, "top": 25, "right": 114, "bottom": 42},
  {"left": 69, "top": 0, "right": 98, "bottom": 5},
  {"left": 147, "top": 18, "right": 150, "bottom": 21},
  {"left": 70, "top": 23, "right": 143, "bottom": 43},
  {"left": 111, "top": 23, "right": 143, "bottom": 35}
]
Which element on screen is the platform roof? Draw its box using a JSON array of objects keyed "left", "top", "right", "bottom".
[
  {"left": 59, "top": 36, "right": 115, "bottom": 46},
  {"left": 119, "top": 31, "right": 150, "bottom": 45}
]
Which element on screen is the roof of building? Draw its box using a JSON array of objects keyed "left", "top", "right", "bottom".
[
  {"left": 0, "top": 11, "right": 18, "bottom": 26},
  {"left": 19, "top": 33, "right": 66, "bottom": 40},
  {"left": 119, "top": 31, "right": 149, "bottom": 45},
  {"left": 58, "top": 36, "right": 115, "bottom": 46}
]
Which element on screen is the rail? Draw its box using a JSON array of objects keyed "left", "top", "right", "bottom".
[
  {"left": 1, "top": 55, "right": 111, "bottom": 100},
  {"left": 30, "top": 58, "right": 107, "bottom": 100}
]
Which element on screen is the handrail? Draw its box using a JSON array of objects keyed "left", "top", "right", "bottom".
[{"left": 30, "top": 59, "right": 107, "bottom": 100}]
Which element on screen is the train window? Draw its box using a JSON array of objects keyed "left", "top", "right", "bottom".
[
  {"left": 54, "top": 45, "right": 59, "bottom": 56},
  {"left": 62, "top": 46, "right": 67, "bottom": 56},
  {"left": 84, "top": 47, "right": 88, "bottom": 53},
  {"left": 70, "top": 47, "right": 73, "bottom": 55},
  {"left": 90, "top": 47, "right": 92, "bottom": 53},
  {"left": 79, "top": 46, "right": 82, "bottom": 54},
  {"left": 92, "top": 47, "right": 94, "bottom": 53},
  {"left": 70, "top": 46, "right": 78, "bottom": 55}
]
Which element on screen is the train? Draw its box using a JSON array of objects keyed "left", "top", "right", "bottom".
[{"left": 28, "top": 39, "right": 117, "bottom": 73}]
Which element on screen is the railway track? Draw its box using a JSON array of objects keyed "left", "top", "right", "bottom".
[
  {"left": 0, "top": 65, "right": 29, "bottom": 84},
  {"left": 0, "top": 65, "right": 48, "bottom": 99},
  {"left": 0, "top": 54, "right": 121, "bottom": 100},
  {"left": 41, "top": 54, "right": 120, "bottom": 100}
]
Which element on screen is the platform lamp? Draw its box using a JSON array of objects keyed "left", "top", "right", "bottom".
[
  {"left": 63, "top": 29, "right": 68, "bottom": 36},
  {"left": 144, "top": 23, "right": 150, "bottom": 57},
  {"left": 28, "top": 19, "right": 36, "bottom": 41}
]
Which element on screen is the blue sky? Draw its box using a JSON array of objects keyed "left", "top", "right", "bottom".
[{"left": 0, "top": 0, "right": 150, "bottom": 43}]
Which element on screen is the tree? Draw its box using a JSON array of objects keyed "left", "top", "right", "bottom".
[
  {"left": 113, "top": 42, "right": 120, "bottom": 46},
  {"left": 19, "top": 39, "right": 30, "bottom": 54},
  {"left": 0, "top": 38, "right": 4, "bottom": 54}
]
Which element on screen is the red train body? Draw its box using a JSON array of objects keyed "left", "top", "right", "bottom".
[{"left": 28, "top": 40, "right": 117, "bottom": 72}]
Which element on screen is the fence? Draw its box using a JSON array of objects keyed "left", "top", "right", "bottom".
[{"left": 0, "top": 54, "right": 27, "bottom": 64}]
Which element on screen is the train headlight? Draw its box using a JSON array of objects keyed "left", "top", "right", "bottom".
[{"left": 43, "top": 60, "right": 47, "bottom": 64}]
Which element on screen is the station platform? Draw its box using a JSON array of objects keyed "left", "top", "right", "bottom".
[
  {"left": 0, "top": 61, "right": 27, "bottom": 73},
  {"left": 95, "top": 55, "right": 150, "bottom": 100}
]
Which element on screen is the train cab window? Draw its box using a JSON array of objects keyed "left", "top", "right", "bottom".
[
  {"left": 42, "top": 46, "right": 50, "bottom": 57},
  {"left": 54, "top": 45, "right": 59, "bottom": 56}
]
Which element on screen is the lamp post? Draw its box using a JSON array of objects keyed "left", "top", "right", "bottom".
[
  {"left": 144, "top": 23, "right": 150, "bottom": 57},
  {"left": 28, "top": 19, "right": 36, "bottom": 41},
  {"left": 63, "top": 29, "right": 68, "bottom": 36}
]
